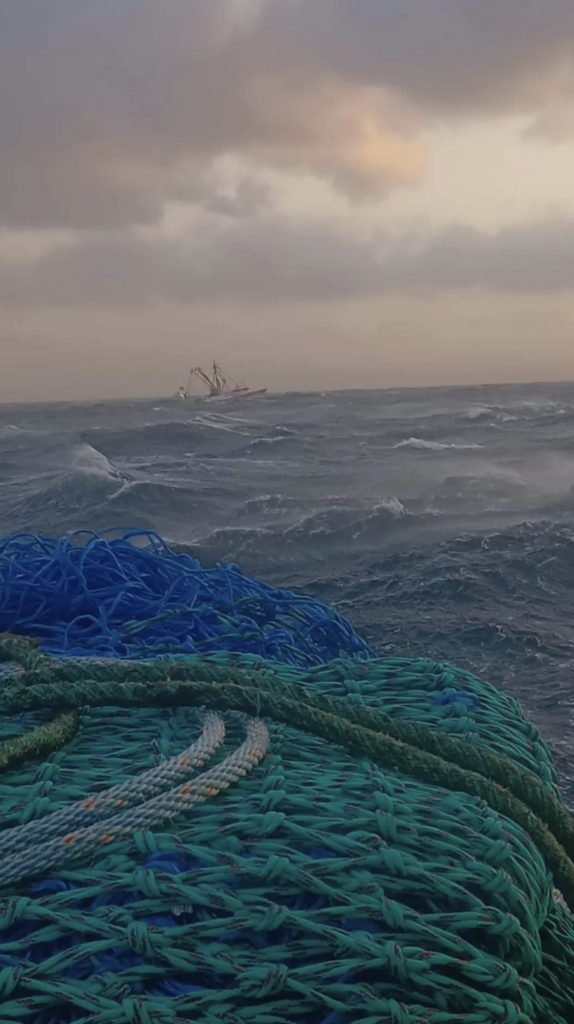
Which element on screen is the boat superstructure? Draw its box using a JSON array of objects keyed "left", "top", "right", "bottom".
[{"left": 176, "top": 361, "right": 266, "bottom": 401}]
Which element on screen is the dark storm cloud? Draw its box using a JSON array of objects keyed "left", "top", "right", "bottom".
[
  {"left": 0, "top": 222, "right": 383, "bottom": 305},
  {"left": 2, "top": 216, "right": 573, "bottom": 304},
  {"left": 382, "top": 219, "right": 574, "bottom": 292},
  {"left": 261, "top": 0, "right": 574, "bottom": 114},
  {"left": 0, "top": 0, "right": 573, "bottom": 228}
]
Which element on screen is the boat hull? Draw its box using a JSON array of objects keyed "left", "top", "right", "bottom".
[{"left": 206, "top": 388, "right": 267, "bottom": 402}]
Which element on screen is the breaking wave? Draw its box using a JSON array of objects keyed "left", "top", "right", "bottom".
[
  {"left": 394, "top": 437, "right": 482, "bottom": 451},
  {"left": 465, "top": 406, "right": 492, "bottom": 420},
  {"left": 70, "top": 443, "right": 130, "bottom": 481}
]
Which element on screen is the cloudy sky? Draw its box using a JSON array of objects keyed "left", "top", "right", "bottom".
[{"left": 1, "top": 0, "right": 574, "bottom": 401}]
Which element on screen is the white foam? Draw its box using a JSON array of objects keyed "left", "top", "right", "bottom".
[
  {"left": 394, "top": 437, "right": 482, "bottom": 451},
  {"left": 194, "top": 414, "right": 248, "bottom": 435},
  {"left": 0, "top": 424, "right": 29, "bottom": 436},
  {"left": 466, "top": 406, "right": 491, "bottom": 420},
  {"left": 70, "top": 443, "right": 129, "bottom": 481},
  {"left": 373, "top": 496, "right": 407, "bottom": 517},
  {"left": 249, "top": 435, "right": 291, "bottom": 447}
]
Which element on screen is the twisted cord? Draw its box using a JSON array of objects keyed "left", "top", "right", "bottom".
[{"left": 0, "top": 717, "right": 269, "bottom": 888}]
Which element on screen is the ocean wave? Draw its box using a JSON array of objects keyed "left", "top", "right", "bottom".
[
  {"left": 394, "top": 437, "right": 482, "bottom": 451},
  {"left": 70, "top": 443, "right": 130, "bottom": 482},
  {"left": 465, "top": 406, "right": 492, "bottom": 420},
  {"left": 6, "top": 469, "right": 214, "bottom": 540},
  {"left": 80, "top": 419, "right": 243, "bottom": 457},
  {"left": 245, "top": 427, "right": 301, "bottom": 451},
  {"left": 506, "top": 399, "right": 574, "bottom": 422},
  {"left": 286, "top": 500, "right": 408, "bottom": 540},
  {"left": 193, "top": 414, "right": 251, "bottom": 435},
  {"left": 0, "top": 424, "right": 31, "bottom": 436},
  {"left": 187, "top": 497, "right": 416, "bottom": 571},
  {"left": 238, "top": 493, "right": 302, "bottom": 518},
  {"left": 373, "top": 496, "right": 407, "bottom": 516},
  {"left": 0, "top": 443, "right": 136, "bottom": 535},
  {"left": 299, "top": 517, "right": 566, "bottom": 646},
  {"left": 248, "top": 435, "right": 292, "bottom": 448}
]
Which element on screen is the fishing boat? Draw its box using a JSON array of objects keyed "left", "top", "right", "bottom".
[{"left": 176, "top": 361, "right": 267, "bottom": 401}]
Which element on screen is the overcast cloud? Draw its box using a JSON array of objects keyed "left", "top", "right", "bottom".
[
  {"left": 1, "top": 0, "right": 574, "bottom": 397},
  {"left": 2, "top": 215, "right": 574, "bottom": 305},
  {"left": 1, "top": 0, "right": 573, "bottom": 228}
]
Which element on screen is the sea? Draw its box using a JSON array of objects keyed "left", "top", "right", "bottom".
[{"left": 2, "top": 380, "right": 574, "bottom": 801}]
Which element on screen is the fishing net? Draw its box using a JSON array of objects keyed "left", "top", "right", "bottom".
[
  {"left": 0, "top": 530, "right": 373, "bottom": 665},
  {"left": 1, "top": 532, "right": 574, "bottom": 1023}
]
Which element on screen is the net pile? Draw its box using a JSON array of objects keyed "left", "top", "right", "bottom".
[
  {"left": 0, "top": 530, "right": 373, "bottom": 665},
  {"left": 1, "top": 531, "right": 574, "bottom": 1024}
]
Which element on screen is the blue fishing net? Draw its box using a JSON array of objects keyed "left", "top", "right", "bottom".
[{"left": 0, "top": 529, "right": 374, "bottom": 666}]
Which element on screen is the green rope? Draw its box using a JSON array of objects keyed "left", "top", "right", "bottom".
[
  {"left": 2, "top": 635, "right": 574, "bottom": 907},
  {"left": 12, "top": 674, "right": 574, "bottom": 906},
  {"left": 0, "top": 632, "right": 44, "bottom": 670},
  {"left": 0, "top": 639, "right": 561, "bottom": 816},
  {"left": 2, "top": 635, "right": 574, "bottom": 1023},
  {"left": 0, "top": 709, "right": 79, "bottom": 772}
]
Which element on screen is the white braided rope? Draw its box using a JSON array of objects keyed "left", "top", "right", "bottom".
[
  {"left": 0, "top": 710, "right": 226, "bottom": 858},
  {"left": 0, "top": 717, "right": 270, "bottom": 889}
]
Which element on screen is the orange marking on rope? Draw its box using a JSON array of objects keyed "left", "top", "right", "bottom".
[
  {"left": 99, "top": 834, "right": 114, "bottom": 844},
  {"left": 82, "top": 798, "right": 97, "bottom": 809},
  {"left": 178, "top": 756, "right": 191, "bottom": 766},
  {"left": 63, "top": 832, "right": 80, "bottom": 845},
  {"left": 114, "top": 799, "right": 128, "bottom": 808}
]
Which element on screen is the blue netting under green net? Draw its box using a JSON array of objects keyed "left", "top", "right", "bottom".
[
  {"left": 0, "top": 530, "right": 373, "bottom": 665},
  {"left": 1, "top": 532, "right": 574, "bottom": 1024}
]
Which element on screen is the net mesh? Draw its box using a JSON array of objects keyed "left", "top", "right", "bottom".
[{"left": 1, "top": 531, "right": 573, "bottom": 1023}]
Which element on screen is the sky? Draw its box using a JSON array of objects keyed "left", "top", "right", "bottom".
[{"left": 1, "top": 0, "right": 574, "bottom": 401}]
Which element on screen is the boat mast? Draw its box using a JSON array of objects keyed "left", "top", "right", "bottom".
[
  {"left": 212, "top": 361, "right": 228, "bottom": 394},
  {"left": 183, "top": 360, "right": 253, "bottom": 398},
  {"left": 191, "top": 366, "right": 219, "bottom": 395},
  {"left": 214, "top": 362, "right": 247, "bottom": 393}
]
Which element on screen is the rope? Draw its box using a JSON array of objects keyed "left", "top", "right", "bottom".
[
  {"left": 0, "top": 709, "right": 79, "bottom": 773},
  {"left": 2, "top": 650, "right": 574, "bottom": 911},
  {"left": 2, "top": 636, "right": 573, "bottom": 894},
  {"left": 0, "top": 710, "right": 226, "bottom": 857},
  {"left": 0, "top": 716, "right": 270, "bottom": 888},
  {"left": 2, "top": 642, "right": 574, "bottom": 1021}
]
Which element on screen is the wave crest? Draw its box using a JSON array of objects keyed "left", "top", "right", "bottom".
[
  {"left": 394, "top": 437, "right": 482, "bottom": 451},
  {"left": 71, "top": 443, "right": 130, "bottom": 481}
]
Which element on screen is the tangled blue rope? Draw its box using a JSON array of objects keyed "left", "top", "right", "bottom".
[{"left": 0, "top": 529, "right": 374, "bottom": 666}]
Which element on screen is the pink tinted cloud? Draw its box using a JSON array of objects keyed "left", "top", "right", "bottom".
[{"left": 1, "top": 0, "right": 573, "bottom": 228}]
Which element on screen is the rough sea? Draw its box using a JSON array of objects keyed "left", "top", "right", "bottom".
[{"left": 2, "top": 381, "right": 574, "bottom": 800}]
